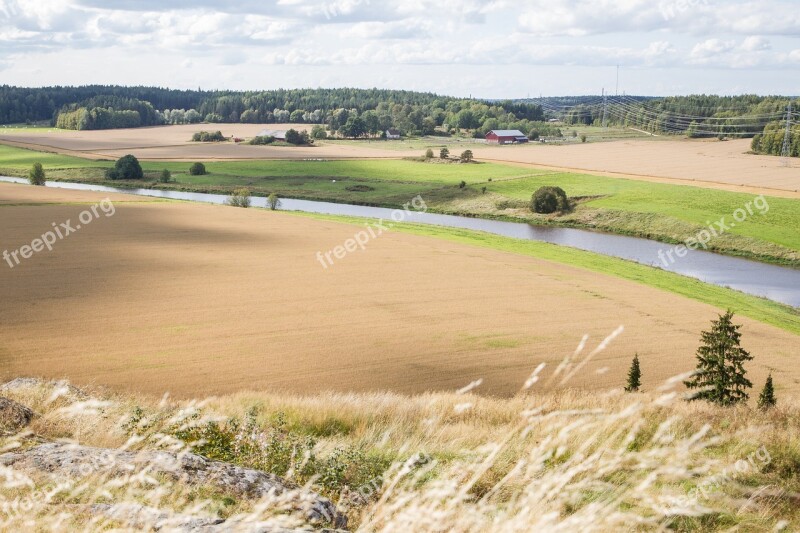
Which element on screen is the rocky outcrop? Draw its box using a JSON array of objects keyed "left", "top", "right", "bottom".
[
  {"left": 0, "top": 442, "right": 346, "bottom": 529},
  {"left": 1, "top": 377, "right": 87, "bottom": 398},
  {"left": 0, "top": 396, "right": 35, "bottom": 430},
  {"left": 86, "top": 503, "right": 347, "bottom": 532}
]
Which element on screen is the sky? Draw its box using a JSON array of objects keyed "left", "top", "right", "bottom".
[{"left": 1, "top": 0, "right": 799, "bottom": 98}]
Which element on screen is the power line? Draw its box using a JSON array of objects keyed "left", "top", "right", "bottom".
[{"left": 782, "top": 102, "right": 793, "bottom": 167}]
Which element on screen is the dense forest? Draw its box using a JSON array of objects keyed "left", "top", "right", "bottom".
[
  {"left": 751, "top": 121, "right": 800, "bottom": 157},
  {"left": 524, "top": 94, "right": 796, "bottom": 138},
  {"left": 1, "top": 86, "right": 796, "bottom": 143},
  {"left": 0, "top": 86, "right": 544, "bottom": 136}
]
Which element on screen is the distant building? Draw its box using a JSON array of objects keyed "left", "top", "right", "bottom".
[
  {"left": 256, "top": 129, "right": 287, "bottom": 141},
  {"left": 485, "top": 130, "right": 529, "bottom": 144},
  {"left": 385, "top": 128, "right": 401, "bottom": 140}
]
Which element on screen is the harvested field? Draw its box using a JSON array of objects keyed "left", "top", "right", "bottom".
[
  {"left": 2, "top": 126, "right": 799, "bottom": 196},
  {"left": 1, "top": 183, "right": 798, "bottom": 398},
  {"left": 471, "top": 138, "right": 800, "bottom": 194}
]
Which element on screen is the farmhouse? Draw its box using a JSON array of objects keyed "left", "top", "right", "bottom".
[
  {"left": 385, "top": 128, "right": 401, "bottom": 140},
  {"left": 486, "top": 130, "right": 529, "bottom": 144},
  {"left": 256, "top": 129, "right": 287, "bottom": 141}
]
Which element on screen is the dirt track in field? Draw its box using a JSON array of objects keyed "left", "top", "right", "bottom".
[
  {"left": 1, "top": 125, "right": 799, "bottom": 197},
  {"left": 1, "top": 182, "right": 797, "bottom": 398}
]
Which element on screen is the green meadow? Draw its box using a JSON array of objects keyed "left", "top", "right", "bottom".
[{"left": 1, "top": 143, "right": 798, "bottom": 266}]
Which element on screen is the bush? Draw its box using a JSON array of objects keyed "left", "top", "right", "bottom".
[
  {"left": 311, "top": 125, "right": 328, "bottom": 140},
  {"left": 440, "top": 147, "right": 449, "bottom": 159},
  {"left": 159, "top": 169, "right": 171, "bottom": 183},
  {"left": 425, "top": 148, "right": 434, "bottom": 159},
  {"left": 108, "top": 154, "right": 143, "bottom": 180},
  {"left": 249, "top": 136, "right": 276, "bottom": 145},
  {"left": 267, "top": 193, "right": 281, "bottom": 210},
  {"left": 227, "top": 188, "right": 251, "bottom": 208},
  {"left": 531, "top": 186, "right": 569, "bottom": 214},
  {"left": 189, "top": 162, "right": 207, "bottom": 176},
  {"left": 285, "top": 129, "right": 311, "bottom": 145},
  {"left": 459, "top": 180, "right": 467, "bottom": 189},
  {"left": 191, "top": 130, "right": 226, "bottom": 142},
  {"left": 28, "top": 162, "right": 46, "bottom": 186},
  {"left": 460, "top": 150, "right": 474, "bottom": 162},
  {"left": 580, "top": 134, "right": 587, "bottom": 143}
]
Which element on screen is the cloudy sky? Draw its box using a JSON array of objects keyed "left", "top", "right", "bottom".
[{"left": 1, "top": 0, "right": 799, "bottom": 97}]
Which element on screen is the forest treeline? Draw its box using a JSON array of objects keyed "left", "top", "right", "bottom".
[
  {"left": 526, "top": 94, "right": 796, "bottom": 138},
  {"left": 0, "top": 86, "right": 544, "bottom": 136}
]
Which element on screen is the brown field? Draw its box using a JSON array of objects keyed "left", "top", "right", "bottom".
[
  {"left": 1, "top": 182, "right": 798, "bottom": 398},
  {"left": 2, "top": 125, "right": 799, "bottom": 196}
]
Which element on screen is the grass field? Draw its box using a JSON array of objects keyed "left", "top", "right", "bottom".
[
  {"left": 1, "top": 183, "right": 798, "bottom": 400},
  {"left": 4, "top": 379, "right": 799, "bottom": 531},
  {"left": 1, "top": 143, "right": 798, "bottom": 265}
]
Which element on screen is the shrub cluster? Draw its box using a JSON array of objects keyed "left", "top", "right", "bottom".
[
  {"left": 249, "top": 135, "right": 276, "bottom": 145},
  {"left": 226, "top": 188, "right": 251, "bottom": 208},
  {"left": 189, "top": 162, "right": 207, "bottom": 176},
  {"left": 191, "top": 131, "right": 226, "bottom": 142},
  {"left": 106, "top": 154, "right": 144, "bottom": 180},
  {"left": 531, "top": 186, "right": 569, "bottom": 214}
]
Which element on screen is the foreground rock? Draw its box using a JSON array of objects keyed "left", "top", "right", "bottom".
[
  {"left": 0, "top": 397, "right": 35, "bottom": 430},
  {"left": 86, "top": 503, "right": 347, "bottom": 532},
  {"left": 0, "top": 442, "right": 346, "bottom": 529}
]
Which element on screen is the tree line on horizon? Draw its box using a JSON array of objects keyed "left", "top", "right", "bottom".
[
  {"left": 0, "top": 85, "right": 545, "bottom": 136},
  {"left": 524, "top": 94, "right": 796, "bottom": 138}
]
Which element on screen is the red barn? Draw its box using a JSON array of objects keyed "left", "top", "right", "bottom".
[{"left": 485, "top": 129, "right": 529, "bottom": 144}]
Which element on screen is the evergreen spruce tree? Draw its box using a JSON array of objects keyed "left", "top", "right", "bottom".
[
  {"left": 684, "top": 311, "right": 753, "bottom": 405},
  {"left": 625, "top": 354, "right": 642, "bottom": 392},
  {"left": 757, "top": 374, "right": 777, "bottom": 410}
]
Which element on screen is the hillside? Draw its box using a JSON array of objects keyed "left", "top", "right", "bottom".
[{"left": 0, "top": 377, "right": 797, "bottom": 531}]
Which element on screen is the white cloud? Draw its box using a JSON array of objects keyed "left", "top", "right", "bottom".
[{"left": 0, "top": 0, "right": 797, "bottom": 94}]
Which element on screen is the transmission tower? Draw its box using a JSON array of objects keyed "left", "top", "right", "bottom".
[
  {"left": 602, "top": 88, "right": 608, "bottom": 129},
  {"left": 781, "top": 102, "right": 792, "bottom": 167}
]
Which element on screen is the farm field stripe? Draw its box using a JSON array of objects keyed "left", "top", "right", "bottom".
[{"left": 293, "top": 211, "right": 800, "bottom": 336}]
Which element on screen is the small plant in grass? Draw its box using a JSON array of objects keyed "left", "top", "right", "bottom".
[
  {"left": 625, "top": 354, "right": 642, "bottom": 392},
  {"left": 684, "top": 310, "right": 753, "bottom": 406},
  {"left": 226, "top": 188, "right": 251, "bottom": 208},
  {"left": 459, "top": 180, "right": 466, "bottom": 189},
  {"left": 425, "top": 148, "right": 434, "bottom": 159},
  {"left": 267, "top": 193, "right": 281, "bottom": 210},
  {"left": 28, "top": 162, "right": 46, "bottom": 186},
  {"left": 758, "top": 374, "right": 776, "bottom": 410},
  {"left": 481, "top": 186, "right": 487, "bottom": 194},
  {"left": 159, "top": 169, "right": 172, "bottom": 183},
  {"left": 189, "top": 162, "right": 207, "bottom": 176},
  {"left": 531, "top": 186, "right": 569, "bottom": 214},
  {"left": 580, "top": 134, "right": 587, "bottom": 143},
  {"left": 440, "top": 147, "right": 449, "bottom": 159}
]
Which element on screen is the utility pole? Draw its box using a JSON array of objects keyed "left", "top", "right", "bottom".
[
  {"left": 781, "top": 102, "right": 792, "bottom": 167},
  {"left": 615, "top": 65, "right": 619, "bottom": 96},
  {"left": 602, "top": 88, "right": 608, "bottom": 128}
]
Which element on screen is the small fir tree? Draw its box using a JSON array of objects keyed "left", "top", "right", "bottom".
[
  {"left": 684, "top": 311, "right": 753, "bottom": 406},
  {"left": 625, "top": 354, "right": 642, "bottom": 392},
  {"left": 757, "top": 374, "right": 776, "bottom": 410}
]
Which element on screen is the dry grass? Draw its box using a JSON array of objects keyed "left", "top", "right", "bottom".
[
  {"left": 1, "top": 183, "right": 799, "bottom": 398},
  {"left": 1, "top": 376, "right": 798, "bottom": 531}
]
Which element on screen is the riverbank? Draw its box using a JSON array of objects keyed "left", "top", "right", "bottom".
[{"left": 1, "top": 143, "right": 799, "bottom": 269}]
